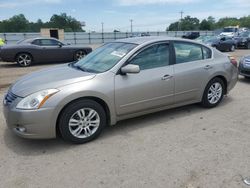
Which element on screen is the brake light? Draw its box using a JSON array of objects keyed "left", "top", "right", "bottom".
[{"left": 229, "top": 56, "right": 238, "bottom": 67}]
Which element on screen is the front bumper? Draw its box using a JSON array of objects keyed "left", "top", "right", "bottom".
[
  {"left": 239, "top": 64, "right": 250, "bottom": 77},
  {"left": 237, "top": 41, "right": 248, "bottom": 48},
  {"left": 3, "top": 95, "right": 57, "bottom": 139}
]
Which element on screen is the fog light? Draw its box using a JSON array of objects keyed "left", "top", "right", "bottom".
[{"left": 16, "top": 127, "right": 26, "bottom": 133}]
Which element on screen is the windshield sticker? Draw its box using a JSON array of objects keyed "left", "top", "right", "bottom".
[{"left": 111, "top": 51, "right": 126, "bottom": 58}]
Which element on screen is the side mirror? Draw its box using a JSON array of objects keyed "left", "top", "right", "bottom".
[
  {"left": 121, "top": 64, "right": 140, "bottom": 74},
  {"left": 58, "top": 43, "right": 63, "bottom": 48}
]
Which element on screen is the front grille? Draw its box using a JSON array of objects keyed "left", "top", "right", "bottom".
[{"left": 4, "top": 91, "right": 17, "bottom": 105}]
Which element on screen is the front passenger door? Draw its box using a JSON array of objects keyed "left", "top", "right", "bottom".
[{"left": 115, "top": 42, "right": 174, "bottom": 116}]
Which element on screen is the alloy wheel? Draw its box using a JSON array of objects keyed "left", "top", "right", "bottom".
[
  {"left": 207, "top": 82, "right": 223, "bottom": 104},
  {"left": 75, "top": 50, "right": 85, "bottom": 60},
  {"left": 68, "top": 108, "right": 100, "bottom": 139},
  {"left": 17, "top": 54, "right": 32, "bottom": 67}
]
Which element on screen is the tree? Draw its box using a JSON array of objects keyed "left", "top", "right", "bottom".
[
  {"left": 167, "top": 21, "right": 179, "bottom": 31},
  {"left": 0, "top": 14, "right": 29, "bottom": 32},
  {"left": 48, "top": 13, "right": 83, "bottom": 32},
  {"left": 180, "top": 16, "right": 200, "bottom": 30},
  {"left": 216, "top": 17, "right": 240, "bottom": 28},
  {"left": 199, "top": 16, "right": 215, "bottom": 30}
]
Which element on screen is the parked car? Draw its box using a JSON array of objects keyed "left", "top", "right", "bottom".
[
  {"left": 182, "top": 32, "right": 200, "bottom": 39},
  {"left": 0, "top": 37, "right": 92, "bottom": 67},
  {"left": 219, "top": 26, "right": 239, "bottom": 37},
  {"left": 239, "top": 55, "right": 250, "bottom": 78},
  {"left": 234, "top": 31, "right": 250, "bottom": 49},
  {"left": 3, "top": 37, "right": 238, "bottom": 144},
  {"left": 200, "top": 36, "right": 237, "bottom": 52}
]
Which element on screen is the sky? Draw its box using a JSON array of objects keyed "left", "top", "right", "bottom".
[{"left": 0, "top": 0, "right": 250, "bottom": 32}]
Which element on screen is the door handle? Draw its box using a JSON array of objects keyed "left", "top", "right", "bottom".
[
  {"left": 161, "top": 75, "right": 173, "bottom": 80},
  {"left": 204, "top": 65, "right": 213, "bottom": 70}
]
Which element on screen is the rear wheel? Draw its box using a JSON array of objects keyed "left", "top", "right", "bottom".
[
  {"left": 16, "top": 53, "right": 33, "bottom": 67},
  {"left": 201, "top": 78, "right": 225, "bottom": 108},
  {"left": 74, "top": 50, "right": 86, "bottom": 61},
  {"left": 58, "top": 99, "right": 106, "bottom": 144}
]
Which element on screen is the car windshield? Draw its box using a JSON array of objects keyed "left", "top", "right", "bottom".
[
  {"left": 239, "top": 32, "right": 249, "bottom": 37},
  {"left": 223, "top": 28, "right": 237, "bottom": 32},
  {"left": 72, "top": 42, "right": 137, "bottom": 73},
  {"left": 203, "top": 36, "right": 219, "bottom": 43}
]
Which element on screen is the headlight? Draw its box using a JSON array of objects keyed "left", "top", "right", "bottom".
[{"left": 16, "top": 89, "right": 59, "bottom": 110}]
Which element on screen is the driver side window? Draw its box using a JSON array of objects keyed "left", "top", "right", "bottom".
[{"left": 129, "top": 43, "right": 170, "bottom": 70}]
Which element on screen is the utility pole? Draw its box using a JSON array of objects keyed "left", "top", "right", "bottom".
[
  {"left": 130, "top": 19, "right": 133, "bottom": 33},
  {"left": 180, "top": 10, "right": 184, "bottom": 20},
  {"left": 101, "top": 22, "right": 104, "bottom": 33},
  {"left": 178, "top": 10, "right": 184, "bottom": 31}
]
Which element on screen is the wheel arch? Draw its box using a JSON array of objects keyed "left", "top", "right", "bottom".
[
  {"left": 15, "top": 52, "right": 34, "bottom": 61},
  {"left": 56, "top": 96, "right": 111, "bottom": 137}
]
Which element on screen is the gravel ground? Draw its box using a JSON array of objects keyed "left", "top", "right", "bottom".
[{"left": 0, "top": 48, "right": 250, "bottom": 188}]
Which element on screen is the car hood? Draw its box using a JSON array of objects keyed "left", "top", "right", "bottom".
[
  {"left": 220, "top": 32, "right": 234, "bottom": 37},
  {"left": 10, "top": 64, "right": 96, "bottom": 97}
]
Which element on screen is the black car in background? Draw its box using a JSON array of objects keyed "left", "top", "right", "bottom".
[
  {"left": 235, "top": 32, "right": 250, "bottom": 49},
  {"left": 0, "top": 37, "right": 92, "bottom": 67},
  {"left": 196, "top": 35, "right": 237, "bottom": 52},
  {"left": 239, "top": 55, "right": 250, "bottom": 79},
  {"left": 182, "top": 32, "right": 200, "bottom": 39}
]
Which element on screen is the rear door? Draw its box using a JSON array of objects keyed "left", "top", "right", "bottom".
[
  {"left": 173, "top": 41, "right": 213, "bottom": 104},
  {"left": 115, "top": 42, "right": 174, "bottom": 115}
]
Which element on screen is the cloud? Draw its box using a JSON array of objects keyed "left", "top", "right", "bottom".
[
  {"left": 116, "top": 0, "right": 199, "bottom": 6},
  {"left": 0, "top": 0, "right": 62, "bottom": 8}
]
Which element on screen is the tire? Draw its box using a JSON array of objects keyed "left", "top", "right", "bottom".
[
  {"left": 16, "top": 53, "right": 33, "bottom": 67},
  {"left": 74, "top": 50, "right": 86, "bottom": 61},
  {"left": 58, "top": 99, "right": 106, "bottom": 144},
  {"left": 230, "top": 45, "right": 235, "bottom": 52},
  {"left": 201, "top": 78, "right": 225, "bottom": 108}
]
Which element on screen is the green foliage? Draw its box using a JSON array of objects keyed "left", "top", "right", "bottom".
[
  {"left": 0, "top": 13, "right": 84, "bottom": 32},
  {"left": 167, "top": 15, "right": 250, "bottom": 31}
]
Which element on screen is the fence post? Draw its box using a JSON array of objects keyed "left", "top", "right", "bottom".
[
  {"left": 102, "top": 32, "right": 104, "bottom": 43},
  {"left": 175, "top": 31, "right": 177, "bottom": 37},
  {"left": 126, "top": 32, "right": 128, "bottom": 38},
  {"left": 3, "top": 33, "right": 7, "bottom": 44},
  {"left": 23, "top": 33, "right": 26, "bottom": 39},
  {"left": 88, "top": 32, "right": 91, "bottom": 44},
  {"left": 114, "top": 32, "right": 116, "bottom": 40},
  {"left": 74, "top": 32, "right": 77, "bottom": 45},
  {"left": 157, "top": 31, "right": 159, "bottom": 36}
]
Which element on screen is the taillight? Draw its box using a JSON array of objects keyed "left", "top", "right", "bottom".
[{"left": 229, "top": 56, "right": 238, "bottom": 67}]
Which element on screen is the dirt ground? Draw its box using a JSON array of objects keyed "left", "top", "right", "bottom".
[{"left": 0, "top": 48, "right": 250, "bottom": 188}]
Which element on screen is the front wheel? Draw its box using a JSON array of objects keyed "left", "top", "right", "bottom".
[
  {"left": 16, "top": 53, "right": 33, "bottom": 67},
  {"left": 201, "top": 78, "right": 225, "bottom": 108},
  {"left": 58, "top": 99, "right": 106, "bottom": 144},
  {"left": 230, "top": 45, "right": 235, "bottom": 52}
]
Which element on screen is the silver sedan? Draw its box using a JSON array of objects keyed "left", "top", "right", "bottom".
[{"left": 3, "top": 37, "right": 238, "bottom": 144}]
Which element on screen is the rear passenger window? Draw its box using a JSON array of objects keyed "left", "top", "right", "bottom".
[
  {"left": 174, "top": 42, "right": 203, "bottom": 64},
  {"left": 202, "top": 46, "right": 212, "bottom": 59}
]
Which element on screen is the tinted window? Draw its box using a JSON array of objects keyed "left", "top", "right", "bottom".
[
  {"left": 40, "top": 39, "right": 61, "bottom": 46},
  {"left": 32, "top": 39, "right": 40, "bottom": 45},
  {"left": 129, "top": 43, "right": 169, "bottom": 70},
  {"left": 202, "top": 46, "right": 212, "bottom": 59},
  {"left": 174, "top": 42, "right": 203, "bottom": 64}
]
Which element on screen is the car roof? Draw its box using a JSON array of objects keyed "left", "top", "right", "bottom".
[{"left": 115, "top": 36, "right": 199, "bottom": 45}]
